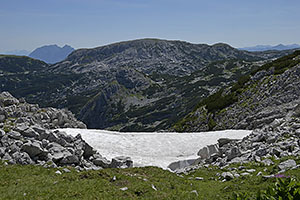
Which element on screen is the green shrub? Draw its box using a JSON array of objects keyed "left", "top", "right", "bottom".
[
  {"left": 233, "top": 178, "right": 300, "bottom": 200},
  {"left": 257, "top": 178, "right": 300, "bottom": 200}
]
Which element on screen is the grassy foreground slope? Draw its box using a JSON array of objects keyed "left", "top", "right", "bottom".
[{"left": 0, "top": 157, "right": 299, "bottom": 200}]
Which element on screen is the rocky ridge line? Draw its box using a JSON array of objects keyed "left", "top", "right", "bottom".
[{"left": 0, "top": 92, "right": 133, "bottom": 170}]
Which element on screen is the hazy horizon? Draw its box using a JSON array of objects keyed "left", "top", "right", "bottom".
[{"left": 1, "top": 0, "right": 300, "bottom": 52}]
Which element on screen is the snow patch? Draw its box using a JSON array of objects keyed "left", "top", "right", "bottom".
[{"left": 59, "top": 129, "right": 251, "bottom": 169}]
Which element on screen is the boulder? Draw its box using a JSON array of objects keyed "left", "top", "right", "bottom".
[
  {"left": 12, "top": 151, "right": 34, "bottom": 165},
  {"left": 7, "top": 131, "right": 22, "bottom": 140},
  {"left": 168, "top": 158, "right": 198, "bottom": 171},
  {"left": 60, "top": 154, "right": 79, "bottom": 165},
  {"left": 261, "top": 159, "right": 274, "bottom": 166},
  {"left": 198, "top": 144, "right": 219, "bottom": 159},
  {"left": 218, "top": 138, "right": 238, "bottom": 147},
  {"left": 226, "top": 147, "right": 241, "bottom": 161},
  {"left": 47, "top": 143, "right": 71, "bottom": 162},
  {"left": 22, "top": 128, "right": 39, "bottom": 139},
  {"left": 14, "top": 123, "right": 29, "bottom": 134},
  {"left": 278, "top": 159, "right": 297, "bottom": 171},
  {"left": 92, "top": 154, "right": 111, "bottom": 168},
  {"left": 21, "top": 141, "right": 48, "bottom": 160},
  {"left": 110, "top": 156, "right": 133, "bottom": 168}
]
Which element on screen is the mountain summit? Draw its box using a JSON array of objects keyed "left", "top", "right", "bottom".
[
  {"left": 29, "top": 44, "right": 75, "bottom": 64},
  {"left": 239, "top": 44, "right": 300, "bottom": 52}
]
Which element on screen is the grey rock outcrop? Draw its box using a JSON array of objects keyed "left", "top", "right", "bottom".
[
  {"left": 170, "top": 113, "right": 300, "bottom": 173},
  {"left": 0, "top": 92, "right": 133, "bottom": 170}
]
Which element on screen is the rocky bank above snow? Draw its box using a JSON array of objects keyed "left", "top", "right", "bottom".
[{"left": 0, "top": 92, "right": 133, "bottom": 170}]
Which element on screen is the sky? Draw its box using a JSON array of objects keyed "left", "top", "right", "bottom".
[{"left": 1, "top": 0, "right": 300, "bottom": 52}]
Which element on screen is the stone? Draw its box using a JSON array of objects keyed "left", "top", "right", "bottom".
[
  {"left": 246, "top": 169, "right": 256, "bottom": 173},
  {"left": 226, "top": 147, "right": 241, "bottom": 161},
  {"left": 272, "top": 147, "right": 283, "bottom": 157},
  {"left": 251, "top": 133, "right": 265, "bottom": 143},
  {"left": 60, "top": 154, "right": 79, "bottom": 165},
  {"left": 255, "top": 148, "right": 268, "bottom": 157},
  {"left": 198, "top": 144, "right": 219, "bottom": 159},
  {"left": 21, "top": 141, "right": 48, "bottom": 160},
  {"left": 0, "top": 129, "right": 5, "bottom": 138},
  {"left": 14, "top": 124, "right": 29, "bottom": 134},
  {"left": 2, "top": 153, "right": 13, "bottom": 163},
  {"left": 0, "top": 147, "right": 5, "bottom": 157},
  {"left": 120, "top": 187, "right": 128, "bottom": 191},
  {"left": 151, "top": 184, "right": 157, "bottom": 191},
  {"left": 218, "top": 138, "right": 236, "bottom": 147},
  {"left": 221, "top": 172, "right": 234, "bottom": 180},
  {"left": 240, "top": 172, "right": 250, "bottom": 176},
  {"left": 168, "top": 158, "right": 197, "bottom": 171},
  {"left": 31, "top": 125, "right": 46, "bottom": 135},
  {"left": 278, "top": 159, "right": 297, "bottom": 171},
  {"left": 11, "top": 152, "right": 33, "bottom": 165},
  {"left": 83, "top": 141, "right": 96, "bottom": 159},
  {"left": 55, "top": 170, "right": 62, "bottom": 175},
  {"left": 63, "top": 168, "right": 71, "bottom": 173},
  {"left": 266, "top": 136, "right": 277, "bottom": 144},
  {"left": 92, "top": 154, "right": 111, "bottom": 168},
  {"left": 47, "top": 143, "right": 73, "bottom": 163},
  {"left": 7, "top": 131, "right": 22, "bottom": 140},
  {"left": 111, "top": 156, "right": 133, "bottom": 168},
  {"left": 22, "top": 128, "right": 39, "bottom": 139},
  {"left": 295, "top": 128, "right": 300, "bottom": 136},
  {"left": 261, "top": 159, "right": 274, "bottom": 166},
  {"left": 57, "top": 131, "right": 74, "bottom": 143},
  {"left": 0, "top": 115, "right": 6, "bottom": 123}
]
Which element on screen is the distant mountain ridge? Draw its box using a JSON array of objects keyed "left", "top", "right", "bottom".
[
  {"left": 1, "top": 50, "right": 30, "bottom": 56},
  {"left": 239, "top": 44, "right": 300, "bottom": 52},
  {"left": 0, "top": 38, "right": 297, "bottom": 131},
  {"left": 29, "top": 44, "right": 75, "bottom": 64}
]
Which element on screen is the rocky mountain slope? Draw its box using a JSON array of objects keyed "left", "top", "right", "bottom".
[
  {"left": 29, "top": 44, "right": 74, "bottom": 64},
  {"left": 0, "top": 39, "right": 296, "bottom": 131},
  {"left": 171, "top": 106, "right": 300, "bottom": 176},
  {"left": 174, "top": 50, "right": 300, "bottom": 132},
  {"left": 0, "top": 92, "right": 133, "bottom": 170}
]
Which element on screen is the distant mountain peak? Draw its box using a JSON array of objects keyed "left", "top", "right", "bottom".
[
  {"left": 29, "top": 44, "right": 75, "bottom": 64},
  {"left": 239, "top": 44, "right": 300, "bottom": 52}
]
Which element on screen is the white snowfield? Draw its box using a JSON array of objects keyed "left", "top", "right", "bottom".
[{"left": 59, "top": 129, "right": 251, "bottom": 169}]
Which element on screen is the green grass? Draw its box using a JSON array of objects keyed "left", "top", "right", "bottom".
[{"left": 0, "top": 157, "right": 299, "bottom": 200}]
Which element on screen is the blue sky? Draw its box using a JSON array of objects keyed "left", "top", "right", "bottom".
[{"left": 1, "top": 0, "right": 300, "bottom": 52}]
